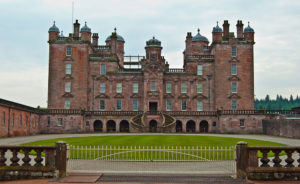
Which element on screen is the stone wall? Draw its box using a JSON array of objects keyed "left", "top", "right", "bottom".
[{"left": 262, "top": 118, "right": 300, "bottom": 138}]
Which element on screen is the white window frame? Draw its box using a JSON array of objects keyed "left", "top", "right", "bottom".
[
  {"left": 116, "top": 100, "right": 122, "bottom": 111},
  {"left": 65, "top": 82, "right": 71, "bottom": 93},
  {"left": 66, "top": 64, "right": 71, "bottom": 75},
  {"left": 197, "top": 65, "right": 203, "bottom": 75},
  {"left": 100, "top": 64, "right": 106, "bottom": 75},
  {"left": 166, "top": 100, "right": 172, "bottom": 111},
  {"left": 132, "top": 100, "right": 138, "bottom": 111},
  {"left": 240, "top": 119, "right": 245, "bottom": 127},
  {"left": 66, "top": 46, "right": 72, "bottom": 56},
  {"left": 57, "top": 118, "right": 63, "bottom": 126},
  {"left": 232, "top": 100, "right": 237, "bottom": 110},
  {"left": 197, "top": 101, "right": 203, "bottom": 111},
  {"left": 232, "top": 46, "right": 237, "bottom": 57},
  {"left": 100, "top": 83, "right": 106, "bottom": 93},
  {"left": 64, "top": 100, "right": 70, "bottom": 109},
  {"left": 166, "top": 82, "right": 172, "bottom": 94},
  {"left": 232, "top": 82, "right": 237, "bottom": 93},
  {"left": 232, "top": 64, "right": 237, "bottom": 75},
  {"left": 181, "top": 100, "right": 187, "bottom": 111},
  {"left": 116, "top": 83, "right": 122, "bottom": 93},
  {"left": 181, "top": 82, "right": 187, "bottom": 93},
  {"left": 197, "top": 83, "right": 203, "bottom": 93},
  {"left": 150, "top": 81, "right": 156, "bottom": 91},
  {"left": 133, "top": 82, "right": 138, "bottom": 93},
  {"left": 100, "top": 100, "right": 105, "bottom": 110}
]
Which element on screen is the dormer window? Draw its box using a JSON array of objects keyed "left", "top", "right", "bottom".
[{"left": 66, "top": 46, "right": 72, "bottom": 56}]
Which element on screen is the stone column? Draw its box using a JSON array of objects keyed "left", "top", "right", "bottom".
[
  {"left": 236, "top": 141, "right": 248, "bottom": 179},
  {"left": 55, "top": 141, "right": 68, "bottom": 177}
]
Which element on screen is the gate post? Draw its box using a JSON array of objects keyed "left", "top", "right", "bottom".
[
  {"left": 236, "top": 141, "right": 248, "bottom": 179},
  {"left": 55, "top": 141, "right": 68, "bottom": 178}
]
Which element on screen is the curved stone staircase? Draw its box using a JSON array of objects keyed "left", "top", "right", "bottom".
[
  {"left": 161, "top": 113, "right": 176, "bottom": 132},
  {"left": 130, "top": 113, "right": 146, "bottom": 132}
]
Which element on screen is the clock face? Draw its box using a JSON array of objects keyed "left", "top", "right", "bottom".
[{"left": 150, "top": 54, "right": 157, "bottom": 61}]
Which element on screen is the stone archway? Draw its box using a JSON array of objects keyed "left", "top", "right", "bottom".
[
  {"left": 176, "top": 120, "right": 183, "bottom": 133},
  {"left": 186, "top": 120, "right": 196, "bottom": 133},
  {"left": 93, "top": 120, "right": 103, "bottom": 132},
  {"left": 149, "top": 120, "right": 157, "bottom": 132},
  {"left": 200, "top": 120, "right": 209, "bottom": 133},
  {"left": 107, "top": 120, "right": 116, "bottom": 132},
  {"left": 120, "top": 120, "right": 130, "bottom": 133}
]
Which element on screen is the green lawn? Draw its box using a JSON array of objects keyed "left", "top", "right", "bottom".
[{"left": 23, "top": 135, "right": 286, "bottom": 161}]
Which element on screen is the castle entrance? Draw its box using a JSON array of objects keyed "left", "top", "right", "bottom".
[
  {"left": 200, "top": 120, "right": 209, "bottom": 133},
  {"left": 149, "top": 102, "right": 158, "bottom": 111},
  {"left": 149, "top": 120, "right": 157, "bottom": 132},
  {"left": 93, "top": 120, "right": 103, "bottom": 132}
]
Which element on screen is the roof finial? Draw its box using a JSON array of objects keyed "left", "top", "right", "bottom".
[
  {"left": 53, "top": 21, "right": 56, "bottom": 25},
  {"left": 248, "top": 21, "right": 250, "bottom": 26},
  {"left": 85, "top": 21, "right": 87, "bottom": 26},
  {"left": 60, "top": 30, "right": 64, "bottom": 37},
  {"left": 153, "top": 36, "right": 155, "bottom": 39},
  {"left": 114, "top": 27, "right": 117, "bottom": 33},
  {"left": 197, "top": 28, "right": 200, "bottom": 33},
  {"left": 217, "top": 21, "right": 219, "bottom": 26}
]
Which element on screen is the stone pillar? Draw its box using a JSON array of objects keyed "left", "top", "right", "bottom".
[
  {"left": 236, "top": 141, "right": 248, "bottom": 179},
  {"left": 55, "top": 141, "right": 68, "bottom": 177}
]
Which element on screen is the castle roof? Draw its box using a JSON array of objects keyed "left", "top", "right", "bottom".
[
  {"left": 48, "top": 21, "right": 59, "bottom": 33},
  {"left": 146, "top": 37, "right": 161, "bottom": 47},
  {"left": 192, "top": 29, "right": 209, "bottom": 42},
  {"left": 212, "top": 22, "right": 223, "bottom": 33},
  {"left": 80, "top": 22, "right": 91, "bottom": 33},
  {"left": 244, "top": 22, "right": 254, "bottom": 33},
  {"left": 106, "top": 28, "right": 125, "bottom": 42}
]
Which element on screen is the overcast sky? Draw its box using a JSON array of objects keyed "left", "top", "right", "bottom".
[{"left": 0, "top": 0, "right": 299, "bottom": 107}]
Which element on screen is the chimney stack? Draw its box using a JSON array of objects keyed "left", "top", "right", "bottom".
[
  {"left": 73, "top": 20, "right": 80, "bottom": 38},
  {"left": 223, "top": 20, "right": 230, "bottom": 40},
  {"left": 92, "top": 33, "right": 99, "bottom": 46},
  {"left": 236, "top": 20, "right": 244, "bottom": 39}
]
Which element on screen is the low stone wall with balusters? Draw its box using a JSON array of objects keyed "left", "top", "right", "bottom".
[
  {"left": 0, "top": 142, "right": 67, "bottom": 181},
  {"left": 236, "top": 142, "right": 300, "bottom": 180}
]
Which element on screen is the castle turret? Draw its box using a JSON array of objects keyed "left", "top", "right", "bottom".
[
  {"left": 223, "top": 20, "right": 230, "bottom": 40},
  {"left": 105, "top": 28, "right": 125, "bottom": 66},
  {"left": 236, "top": 20, "right": 244, "bottom": 39},
  {"left": 212, "top": 22, "right": 223, "bottom": 43},
  {"left": 92, "top": 33, "right": 99, "bottom": 46},
  {"left": 244, "top": 22, "right": 255, "bottom": 43},
  {"left": 48, "top": 21, "right": 60, "bottom": 41},
  {"left": 80, "top": 22, "right": 91, "bottom": 42},
  {"left": 145, "top": 37, "right": 163, "bottom": 62},
  {"left": 73, "top": 20, "right": 80, "bottom": 38}
]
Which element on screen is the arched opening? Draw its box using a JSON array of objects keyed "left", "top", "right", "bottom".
[
  {"left": 186, "top": 120, "right": 196, "bottom": 133},
  {"left": 149, "top": 120, "right": 157, "bottom": 132},
  {"left": 200, "top": 120, "right": 209, "bottom": 133},
  {"left": 176, "top": 120, "right": 182, "bottom": 133},
  {"left": 107, "top": 120, "right": 116, "bottom": 132},
  {"left": 120, "top": 120, "right": 130, "bottom": 132},
  {"left": 93, "top": 120, "right": 103, "bottom": 132}
]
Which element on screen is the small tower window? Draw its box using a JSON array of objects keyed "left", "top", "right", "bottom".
[
  {"left": 232, "top": 82, "right": 237, "bottom": 93},
  {"left": 166, "top": 82, "right": 172, "bottom": 93},
  {"left": 197, "top": 83, "right": 203, "bottom": 93},
  {"left": 66, "top": 46, "right": 72, "bottom": 56},
  {"left": 197, "top": 65, "right": 203, "bottom": 75},
  {"left": 232, "top": 64, "right": 237, "bottom": 75},
  {"left": 64, "top": 100, "right": 70, "bottom": 109},
  {"left": 166, "top": 100, "right": 172, "bottom": 111},
  {"left": 100, "top": 64, "right": 106, "bottom": 75},
  {"left": 181, "top": 82, "right": 187, "bottom": 93},
  {"left": 100, "top": 83, "right": 106, "bottom": 93},
  {"left": 232, "top": 46, "right": 237, "bottom": 57},
  {"left": 132, "top": 100, "right": 138, "bottom": 111},
  {"left": 66, "top": 64, "right": 71, "bottom": 74},
  {"left": 116, "top": 83, "right": 122, "bottom": 93},
  {"left": 150, "top": 81, "right": 156, "bottom": 91}
]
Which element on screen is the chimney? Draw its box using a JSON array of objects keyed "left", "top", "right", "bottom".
[
  {"left": 73, "top": 20, "right": 80, "bottom": 38},
  {"left": 185, "top": 32, "right": 192, "bottom": 56},
  {"left": 223, "top": 20, "right": 230, "bottom": 40},
  {"left": 236, "top": 20, "right": 244, "bottom": 39},
  {"left": 92, "top": 33, "right": 99, "bottom": 46}
]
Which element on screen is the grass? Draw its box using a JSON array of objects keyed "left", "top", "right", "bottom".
[{"left": 22, "top": 135, "right": 286, "bottom": 161}]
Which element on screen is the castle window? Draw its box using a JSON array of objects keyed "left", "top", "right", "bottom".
[
  {"left": 116, "top": 100, "right": 122, "bottom": 111},
  {"left": 166, "top": 82, "right": 172, "bottom": 93},
  {"left": 2, "top": 112, "right": 5, "bottom": 124},
  {"left": 133, "top": 83, "right": 138, "bottom": 93},
  {"left": 25, "top": 116, "right": 28, "bottom": 127},
  {"left": 232, "top": 46, "right": 237, "bottom": 57},
  {"left": 12, "top": 113, "right": 14, "bottom": 126},
  {"left": 64, "top": 100, "right": 70, "bottom": 109},
  {"left": 197, "top": 65, "right": 203, "bottom": 75},
  {"left": 47, "top": 117, "right": 50, "bottom": 127},
  {"left": 166, "top": 100, "right": 172, "bottom": 111},
  {"left": 232, "top": 100, "right": 237, "bottom": 110},
  {"left": 65, "top": 82, "right": 71, "bottom": 92},
  {"left": 232, "top": 64, "right": 237, "bottom": 75},
  {"left": 212, "top": 122, "right": 217, "bottom": 127},
  {"left": 100, "top": 83, "right": 106, "bottom": 93},
  {"left": 100, "top": 64, "right": 106, "bottom": 75},
  {"left": 116, "top": 83, "right": 122, "bottom": 93},
  {"left": 132, "top": 100, "right": 138, "bottom": 111},
  {"left": 66, "top": 64, "right": 71, "bottom": 75},
  {"left": 232, "top": 82, "right": 237, "bottom": 93},
  {"left": 181, "top": 82, "right": 187, "bottom": 93},
  {"left": 66, "top": 46, "right": 72, "bottom": 56},
  {"left": 150, "top": 81, "right": 156, "bottom": 91},
  {"left": 240, "top": 119, "right": 245, "bottom": 127},
  {"left": 197, "top": 83, "right": 203, "bottom": 93},
  {"left": 57, "top": 118, "right": 63, "bottom": 126},
  {"left": 181, "top": 100, "right": 187, "bottom": 111},
  {"left": 86, "top": 121, "right": 90, "bottom": 127},
  {"left": 19, "top": 114, "right": 22, "bottom": 126},
  {"left": 100, "top": 100, "right": 105, "bottom": 110},
  {"left": 197, "top": 101, "right": 203, "bottom": 111}
]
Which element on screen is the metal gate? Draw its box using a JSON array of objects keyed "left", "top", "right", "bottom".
[{"left": 68, "top": 145, "right": 236, "bottom": 175}]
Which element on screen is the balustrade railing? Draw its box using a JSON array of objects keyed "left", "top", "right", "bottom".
[
  {"left": 164, "top": 111, "right": 217, "bottom": 116},
  {"left": 93, "top": 45, "right": 111, "bottom": 50},
  {"left": 85, "top": 111, "right": 143, "bottom": 116},
  {"left": 186, "top": 55, "right": 214, "bottom": 60},
  {"left": 167, "top": 68, "right": 185, "bottom": 73}
]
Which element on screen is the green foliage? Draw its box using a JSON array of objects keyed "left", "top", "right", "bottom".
[{"left": 255, "top": 94, "right": 300, "bottom": 110}]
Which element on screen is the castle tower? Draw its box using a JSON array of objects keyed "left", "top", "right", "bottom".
[
  {"left": 105, "top": 28, "right": 125, "bottom": 66},
  {"left": 145, "top": 37, "right": 163, "bottom": 62},
  {"left": 48, "top": 21, "right": 60, "bottom": 41},
  {"left": 212, "top": 22, "right": 223, "bottom": 43},
  {"left": 80, "top": 22, "right": 91, "bottom": 42},
  {"left": 244, "top": 22, "right": 255, "bottom": 42}
]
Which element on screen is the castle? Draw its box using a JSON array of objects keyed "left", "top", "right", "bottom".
[{"left": 1, "top": 20, "right": 266, "bottom": 137}]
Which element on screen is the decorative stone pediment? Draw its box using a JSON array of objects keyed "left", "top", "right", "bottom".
[
  {"left": 130, "top": 94, "right": 141, "bottom": 98},
  {"left": 228, "top": 57, "right": 240, "bottom": 63},
  {"left": 228, "top": 76, "right": 240, "bottom": 81},
  {"left": 63, "top": 75, "right": 74, "bottom": 80},
  {"left": 228, "top": 93, "right": 241, "bottom": 99},
  {"left": 62, "top": 93, "right": 74, "bottom": 98},
  {"left": 147, "top": 91, "right": 159, "bottom": 98},
  {"left": 194, "top": 76, "right": 207, "bottom": 81},
  {"left": 95, "top": 93, "right": 110, "bottom": 99},
  {"left": 178, "top": 94, "right": 189, "bottom": 99},
  {"left": 114, "top": 93, "right": 124, "bottom": 98},
  {"left": 163, "top": 93, "right": 174, "bottom": 98},
  {"left": 193, "top": 94, "right": 207, "bottom": 100},
  {"left": 63, "top": 56, "right": 74, "bottom": 62},
  {"left": 96, "top": 75, "right": 109, "bottom": 81},
  {"left": 142, "top": 61, "right": 166, "bottom": 73}
]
